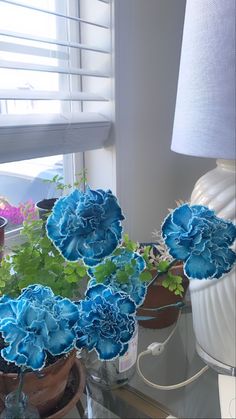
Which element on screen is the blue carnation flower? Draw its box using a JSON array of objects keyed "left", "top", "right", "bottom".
[
  {"left": 74, "top": 284, "right": 136, "bottom": 360},
  {"left": 162, "top": 204, "right": 236, "bottom": 280},
  {"left": 46, "top": 188, "right": 125, "bottom": 266},
  {"left": 88, "top": 248, "right": 147, "bottom": 307},
  {"left": 0, "top": 285, "right": 79, "bottom": 370}
]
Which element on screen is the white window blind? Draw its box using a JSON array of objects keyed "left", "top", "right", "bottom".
[{"left": 0, "top": 0, "right": 112, "bottom": 163}]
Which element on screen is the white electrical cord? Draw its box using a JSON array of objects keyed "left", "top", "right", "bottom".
[{"left": 137, "top": 312, "right": 209, "bottom": 390}]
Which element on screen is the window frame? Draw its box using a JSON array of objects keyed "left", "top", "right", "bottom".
[{"left": 0, "top": 0, "right": 112, "bottom": 164}]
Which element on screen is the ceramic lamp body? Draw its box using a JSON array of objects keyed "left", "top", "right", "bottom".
[{"left": 190, "top": 160, "right": 236, "bottom": 375}]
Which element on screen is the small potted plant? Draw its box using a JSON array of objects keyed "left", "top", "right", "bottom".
[
  {"left": 117, "top": 234, "right": 188, "bottom": 329},
  {"left": 35, "top": 171, "right": 87, "bottom": 219}
]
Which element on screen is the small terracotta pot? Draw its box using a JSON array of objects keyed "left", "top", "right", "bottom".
[
  {"left": 137, "top": 263, "right": 189, "bottom": 329},
  {"left": 46, "top": 358, "right": 85, "bottom": 419},
  {"left": 0, "top": 350, "right": 76, "bottom": 416},
  {"left": 0, "top": 216, "right": 8, "bottom": 261},
  {"left": 35, "top": 198, "right": 57, "bottom": 220}
]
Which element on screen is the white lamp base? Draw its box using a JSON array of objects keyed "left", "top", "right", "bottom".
[{"left": 190, "top": 159, "right": 236, "bottom": 375}]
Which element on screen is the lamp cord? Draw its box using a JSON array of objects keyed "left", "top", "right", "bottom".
[{"left": 137, "top": 312, "right": 209, "bottom": 390}]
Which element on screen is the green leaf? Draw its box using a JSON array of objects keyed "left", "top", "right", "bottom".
[
  {"left": 139, "top": 270, "right": 152, "bottom": 282},
  {"left": 162, "top": 278, "right": 169, "bottom": 288},
  {"left": 124, "top": 263, "right": 135, "bottom": 276},
  {"left": 157, "top": 260, "right": 170, "bottom": 273},
  {"left": 169, "top": 283, "right": 177, "bottom": 292},
  {"left": 123, "top": 233, "right": 138, "bottom": 252},
  {"left": 117, "top": 270, "right": 129, "bottom": 283},
  {"left": 66, "top": 273, "right": 79, "bottom": 283}
]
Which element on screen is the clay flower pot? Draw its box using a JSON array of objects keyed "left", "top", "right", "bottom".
[
  {"left": 35, "top": 198, "right": 57, "bottom": 220},
  {"left": 46, "top": 358, "right": 85, "bottom": 419},
  {"left": 0, "top": 350, "right": 78, "bottom": 417},
  {"left": 137, "top": 263, "right": 189, "bottom": 329},
  {"left": 0, "top": 216, "right": 8, "bottom": 261}
]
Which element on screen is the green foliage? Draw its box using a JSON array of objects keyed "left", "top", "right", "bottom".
[
  {"left": 139, "top": 270, "right": 153, "bottom": 282},
  {"left": 162, "top": 272, "right": 184, "bottom": 297},
  {"left": 122, "top": 233, "right": 138, "bottom": 252},
  {"left": 157, "top": 260, "right": 170, "bottom": 273},
  {"left": 0, "top": 219, "right": 88, "bottom": 298},
  {"left": 123, "top": 234, "right": 185, "bottom": 296},
  {"left": 43, "top": 169, "right": 88, "bottom": 192},
  {"left": 93, "top": 260, "right": 117, "bottom": 283},
  {"left": 92, "top": 241, "right": 153, "bottom": 286}
]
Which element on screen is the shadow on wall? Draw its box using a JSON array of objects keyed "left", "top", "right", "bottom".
[{"left": 168, "top": 153, "right": 216, "bottom": 203}]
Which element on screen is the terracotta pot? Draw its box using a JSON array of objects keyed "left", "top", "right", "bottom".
[
  {"left": 137, "top": 263, "right": 189, "bottom": 329},
  {"left": 0, "top": 217, "right": 8, "bottom": 261},
  {"left": 46, "top": 358, "right": 85, "bottom": 419},
  {"left": 0, "top": 350, "right": 76, "bottom": 416},
  {"left": 35, "top": 198, "right": 57, "bottom": 220}
]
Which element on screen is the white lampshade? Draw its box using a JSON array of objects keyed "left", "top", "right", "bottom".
[{"left": 171, "top": 0, "right": 236, "bottom": 159}]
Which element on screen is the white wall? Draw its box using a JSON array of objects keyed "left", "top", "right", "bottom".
[{"left": 114, "top": 0, "right": 215, "bottom": 242}]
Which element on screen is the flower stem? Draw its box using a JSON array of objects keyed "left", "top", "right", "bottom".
[
  {"left": 147, "top": 259, "right": 177, "bottom": 288},
  {"left": 16, "top": 369, "right": 25, "bottom": 405}
]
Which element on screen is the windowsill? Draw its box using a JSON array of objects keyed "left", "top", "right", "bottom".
[{"left": 4, "top": 226, "right": 25, "bottom": 253}]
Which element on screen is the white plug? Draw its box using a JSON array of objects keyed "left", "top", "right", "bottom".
[{"left": 147, "top": 342, "right": 165, "bottom": 356}]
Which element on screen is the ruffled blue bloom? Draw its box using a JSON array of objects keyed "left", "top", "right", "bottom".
[
  {"left": 88, "top": 248, "right": 147, "bottom": 307},
  {"left": 46, "top": 188, "right": 125, "bottom": 266},
  {"left": 0, "top": 285, "right": 79, "bottom": 370},
  {"left": 74, "top": 284, "right": 136, "bottom": 360},
  {"left": 162, "top": 204, "right": 236, "bottom": 280}
]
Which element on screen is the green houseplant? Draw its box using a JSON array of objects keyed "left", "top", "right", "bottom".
[
  {"left": 120, "top": 234, "right": 189, "bottom": 329},
  {"left": 0, "top": 218, "right": 88, "bottom": 299},
  {"left": 35, "top": 171, "right": 87, "bottom": 219}
]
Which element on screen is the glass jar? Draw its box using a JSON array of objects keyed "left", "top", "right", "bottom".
[
  {"left": 82, "top": 326, "right": 138, "bottom": 389},
  {"left": 0, "top": 391, "right": 40, "bottom": 419}
]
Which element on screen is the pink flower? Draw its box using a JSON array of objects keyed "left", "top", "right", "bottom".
[{"left": 0, "top": 200, "right": 38, "bottom": 225}]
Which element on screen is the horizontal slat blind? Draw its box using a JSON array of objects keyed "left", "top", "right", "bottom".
[
  {"left": 1, "top": 0, "right": 110, "bottom": 28},
  {"left": 0, "top": 60, "right": 110, "bottom": 77},
  {"left": 0, "top": 89, "right": 109, "bottom": 101},
  {"left": 0, "top": 30, "right": 110, "bottom": 53},
  {"left": 0, "top": 0, "right": 112, "bottom": 163}
]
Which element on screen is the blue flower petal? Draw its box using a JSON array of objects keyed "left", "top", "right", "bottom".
[
  {"left": 1, "top": 346, "right": 27, "bottom": 368},
  {"left": 46, "top": 328, "right": 76, "bottom": 355},
  {"left": 164, "top": 234, "right": 190, "bottom": 260},
  {"left": 0, "top": 284, "right": 80, "bottom": 370},
  {"left": 184, "top": 254, "right": 217, "bottom": 279},
  {"left": 172, "top": 204, "right": 193, "bottom": 231},
  {"left": 46, "top": 188, "right": 124, "bottom": 264},
  {"left": 162, "top": 203, "right": 236, "bottom": 280},
  {"left": 0, "top": 300, "right": 18, "bottom": 327},
  {"left": 96, "top": 338, "right": 122, "bottom": 361},
  {"left": 18, "top": 338, "right": 46, "bottom": 370},
  {"left": 117, "top": 298, "right": 136, "bottom": 315},
  {"left": 19, "top": 284, "right": 54, "bottom": 302},
  {"left": 86, "top": 284, "right": 107, "bottom": 299}
]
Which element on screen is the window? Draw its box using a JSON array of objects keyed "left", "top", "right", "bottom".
[
  {"left": 0, "top": 0, "right": 112, "bottom": 163},
  {"left": 0, "top": 0, "right": 112, "bottom": 234}
]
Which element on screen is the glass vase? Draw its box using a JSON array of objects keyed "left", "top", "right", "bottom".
[
  {"left": 82, "top": 326, "right": 138, "bottom": 389},
  {"left": 0, "top": 391, "right": 40, "bottom": 419}
]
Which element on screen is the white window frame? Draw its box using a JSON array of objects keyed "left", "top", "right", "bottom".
[{"left": 0, "top": 0, "right": 112, "bottom": 165}]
